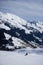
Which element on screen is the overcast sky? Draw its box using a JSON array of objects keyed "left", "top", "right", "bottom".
[{"left": 0, "top": 0, "right": 43, "bottom": 21}]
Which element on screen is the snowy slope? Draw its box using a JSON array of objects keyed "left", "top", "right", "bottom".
[
  {"left": 0, "top": 12, "right": 43, "bottom": 34},
  {"left": 0, "top": 50, "right": 43, "bottom": 65},
  {"left": 0, "top": 12, "right": 43, "bottom": 50}
]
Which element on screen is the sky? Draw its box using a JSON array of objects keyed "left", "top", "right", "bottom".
[{"left": 0, "top": 0, "right": 43, "bottom": 21}]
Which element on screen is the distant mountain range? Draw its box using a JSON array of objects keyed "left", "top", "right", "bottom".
[{"left": 0, "top": 12, "right": 43, "bottom": 50}]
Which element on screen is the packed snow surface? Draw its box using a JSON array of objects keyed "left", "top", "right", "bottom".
[{"left": 0, "top": 48, "right": 43, "bottom": 65}]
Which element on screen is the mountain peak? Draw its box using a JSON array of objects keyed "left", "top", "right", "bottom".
[{"left": 0, "top": 12, "right": 43, "bottom": 50}]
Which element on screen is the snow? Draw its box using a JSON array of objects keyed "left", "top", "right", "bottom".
[
  {"left": 12, "top": 37, "right": 26, "bottom": 47},
  {"left": 0, "top": 11, "right": 43, "bottom": 48},
  {"left": 0, "top": 50, "right": 43, "bottom": 65},
  {"left": 0, "top": 9, "right": 43, "bottom": 65},
  {"left": 33, "top": 34, "right": 42, "bottom": 42},
  {"left": 30, "top": 21, "right": 43, "bottom": 33},
  {"left": 6, "top": 45, "right": 14, "bottom": 49},
  {"left": 0, "top": 12, "right": 43, "bottom": 34},
  {"left": 0, "top": 23, "right": 10, "bottom": 30},
  {"left": 18, "top": 47, "right": 43, "bottom": 54},
  {"left": 0, "top": 12, "right": 31, "bottom": 34},
  {"left": 4, "top": 33, "right": 11, "bottom": 40}
]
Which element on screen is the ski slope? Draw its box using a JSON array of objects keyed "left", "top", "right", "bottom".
[{"left": 0, "top": 50, "right": 43, "bottom": 65}]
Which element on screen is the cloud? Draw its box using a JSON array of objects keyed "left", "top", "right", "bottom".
[{"left": 0, "top": 0, "right": 43, "bottom": 20}]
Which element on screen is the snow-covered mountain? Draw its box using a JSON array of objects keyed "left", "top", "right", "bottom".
[{"left": 0, "top": 12, "right": 43, "bottom": 50}]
